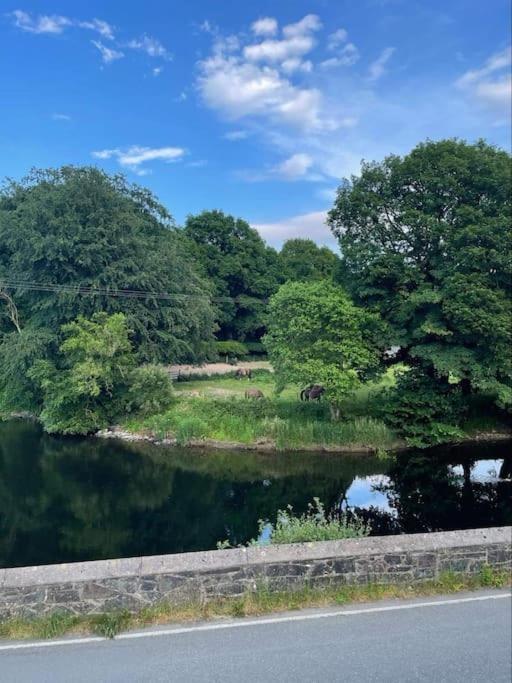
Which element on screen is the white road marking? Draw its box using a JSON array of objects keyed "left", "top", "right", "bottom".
[{"left": 0, "top": 592, "right": 510, "bottom": 652}]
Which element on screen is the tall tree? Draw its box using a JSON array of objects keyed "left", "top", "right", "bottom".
[
  {"left": 183, "top": 210, "right": 280, "bottom": 341},
  {"left": 0, "top": 167, "right": 215, "bottom": 364},
  {"left": 264, "top": 281, "right": 387, "bottom": 417},
  {"left": 279, "top": 239, "right": 340, "bottom": 282},
  {"left": 328, "top": 139, "right": 512, "bottom": 410}
]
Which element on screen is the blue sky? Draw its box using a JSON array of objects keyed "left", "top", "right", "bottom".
[{"left": 1, "top": 1, "right": 510, "bottom": 247}]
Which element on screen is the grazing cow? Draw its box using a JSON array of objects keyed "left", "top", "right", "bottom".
[
  {"left": 300, "top": 384, "right": 325, "bottom": 401},
  {"left": 236, "top": 368, "right": 252, "bottom": 380},
  {"left": 245, "top": 388, "right": 264, "bottom": 399}
]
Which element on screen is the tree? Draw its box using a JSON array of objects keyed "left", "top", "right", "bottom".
[
  {"left": 0, "top": 167, "right": 215, "bottom": 364},
  {"left": 264, "top": 281, "right": 387, "bottom": 417},
  {"left": 183, "top": 210, "right": 280, "bottom": 342},
  {"left": 328, "top": 139, "right": 512, "bottom": 411},
  {"left": 278, "top": 239, "right": 340, "bottom": 282},
  {"left": 31, "top": 312, "right": 174, "bottom": 434}
]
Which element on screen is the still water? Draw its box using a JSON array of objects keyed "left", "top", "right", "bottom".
[{"left": 1, "top": 420, "right": 510, "bottom": 568}]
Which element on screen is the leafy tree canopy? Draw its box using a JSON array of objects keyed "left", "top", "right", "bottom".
[
  {"left": 328, "top": 139, "right": 512, "bottom": 409},
  {"left": 279, "top": 239, "right": 340, "bottom": 282},
  {"left": 30, "top": 312, "right": 174, "bottom": 434},
  {"left": 183, "top": 210, "right": 280, "bottom": 342},
  {"left": 0, "top": 166, "right": 215, "bottom": 363},
  {"left": 264, "top": 281, "right": 388, "bottom": 414}
]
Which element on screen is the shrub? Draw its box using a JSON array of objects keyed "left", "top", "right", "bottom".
[
  {"left": 215, "top": 341, "right": 248, "bottom": 360},
  {"left": 125, "top": 365, "right": 174, "bottom": 416},
  {"left": 218, "top": 498, "right": 370, "bottom": 548}
]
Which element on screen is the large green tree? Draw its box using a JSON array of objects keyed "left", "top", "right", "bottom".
[
  {"left": 0, "top": 167, "right": 215, "bottom": 366},
  {"left": 264, "top": 281, "right": 387, "bottom": 417},
  {"left": 278, "top": 239, "right": 340, "bottom": 282},
  {"left": 183, "top": 210, "right": 280, "bottom": 342},
  {"left": 31, "top": 312, "right": 174, "bottom": 434},
  {"left": 328, "top": 139, "right": 512, "bottom": 410}
]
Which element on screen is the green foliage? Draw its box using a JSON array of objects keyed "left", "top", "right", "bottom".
[
  {"left": 380, "top": 368, "right": 466, "bottom": 447},
  {"left": 0, "top": 327, "right": 55, "bottom": 413},
  {"left": 215, "top": 340, "right": 248, "bottom": 359},
  {"left": 278, "top": 238, "right": 340, "bottom": 282},
  {"left": 125, "top": 365, "right": 174, "bottom": 416},
  {"left": 265, "top": 498, "right": 369, "bottom": 544},
  {"left": 91, "top": 611, "right": 131, "bottom": 639},
  {"left": 264, "top": 280, "right": 388, "bottom": 412},
  {"left": 127, "top": 393, "right": 396, "bottom": 450},
  {"left": 219, "top": 498, "right": 369, "bottom": 547},
  {"left": 184, "top": 210, "right": 280, "bottom": 342},
  {"left": 0, "top": 166, "right": 215, "bottom": 363},
  {"left": 31, "top": 312, "right": 174, "bottom": 434},
  {"left": 328, "top": 139, "right": 512, "bottom": 411}
]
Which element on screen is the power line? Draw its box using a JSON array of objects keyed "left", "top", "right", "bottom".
[{"left": 0, "top": 278, "right": 269, "bottom": 305}]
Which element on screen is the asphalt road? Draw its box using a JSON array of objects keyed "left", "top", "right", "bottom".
[{"left": 1, "top": 590, "right": 511, "bottom": 682}]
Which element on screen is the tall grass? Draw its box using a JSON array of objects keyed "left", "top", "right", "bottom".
[{"left": 125, "top": 394, "right": 398, "bottom": 451}]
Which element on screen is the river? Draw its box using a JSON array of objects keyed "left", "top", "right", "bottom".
[{"left": 0, "top": 419, "right": 510, "bottom": 568}]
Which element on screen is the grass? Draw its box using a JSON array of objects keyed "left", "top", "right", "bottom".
[
  {"left": 122, "top": 369, "right": 402, "bottom": 452},
  {"left": 0, "top": 566, "right": 508, "bottom": 641}
]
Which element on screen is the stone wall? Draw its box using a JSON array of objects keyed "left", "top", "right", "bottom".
[{"left": 1, "top": 527, "right": 510, "bottom": 618}]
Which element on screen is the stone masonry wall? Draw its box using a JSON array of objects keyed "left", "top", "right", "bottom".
[{"left": 0, "top": 527, "right": 510, "bottom": 618}]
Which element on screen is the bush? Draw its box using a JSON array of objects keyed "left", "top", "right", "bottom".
[
  {"left": 218, "top": 498, "right": 369, "bottom": 548},
  {"left": 215, "top": 341, "right": 248, "bottom": 360},
  {"left": 267, "top": 499, "right": 369, "bottom": 544},
  {"left": 380, "top": 368, "right": 466, "bottom": 447},
  {"left": 125, "top": 365, "right": 174, "bottom": 416},
  {"left": 244, "top": 341, "right": 266, "bottom": 355}
]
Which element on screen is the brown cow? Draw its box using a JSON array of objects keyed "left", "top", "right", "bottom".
[{"left": 245, "top": 388, "right": 264, "bottom": 399}]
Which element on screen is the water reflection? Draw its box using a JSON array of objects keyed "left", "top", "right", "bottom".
[{"left": 0, "top": 420, "right": 510, "bottom": 568}]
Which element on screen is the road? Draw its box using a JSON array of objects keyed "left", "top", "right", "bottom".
[{"left": 1, "top": 590, "right": 511, "bottom": 682}]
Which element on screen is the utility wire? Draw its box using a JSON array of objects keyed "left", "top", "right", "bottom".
[{"left": 0, "top": 278, "right": 269, "bottom": 305}]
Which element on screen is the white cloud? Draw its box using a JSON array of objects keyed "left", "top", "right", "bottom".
[
  {"left": 244, "top": 35, "right": 315, "bottom": 63},
  {"left": 327, "top": 28, "right": 348, "bottom": 50},
  {"left": 197, "top": 54, "right": 327, "bottom": 129},
  {"left": 224, "top": 130, "right": 249, "bottom": 140},
  {"left": 11, "top": 10, "right": 71, "bottom": 34},
  {"left": 253, "top": 210, "right": 335, "bottom": 247},
  {"left": 52, "top": 113, "right": 71, "bottom": 121},
  {"left": 153, "top": 67, "right": 163, "bottom": 77},
  {"left": 92, "top": 145, "right": 185, "bottom": 173},
  {"left": 282, "top": 14, "right": 322, "bottom": 38},
  {"left": 78, "top": 19, "right": 115, "bottom": 40},
  {"left": 251, "top": 17, "right": 278, "bottom": 37},
  {"left": 275, "top": 153, "right": 313, "bottom": 179},
  {"left": 281, "top": 58, "right": 312, "bottom": 74},
  {"left": 92, "top": 40, "right": 124, "bottom": 64},
  {"left": 368, "top": 47, "right": 395, "bottom": 81},
  {"left": 456, "top": 47, "right": 511, "bottom": 114},
  {"left": 126, "top": 35, "right": 171, "bottom": 60},
  {"left": 197, "top": 15, "right": 338, "bottom": 131},
  {"left": 321, "top": 43, "right": 359, "bottom": 68},
  {"left": 11, "top": 10, "right": 114, "bottom": 38}
]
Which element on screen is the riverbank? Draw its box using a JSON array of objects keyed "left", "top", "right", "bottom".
[{"left": 113, "top": 370, "right": 510, "bottom": 454}]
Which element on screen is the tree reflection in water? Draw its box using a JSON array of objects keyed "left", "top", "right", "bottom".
[{"left": 0, "top": 420, "right": 510, "bottom": 568}]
